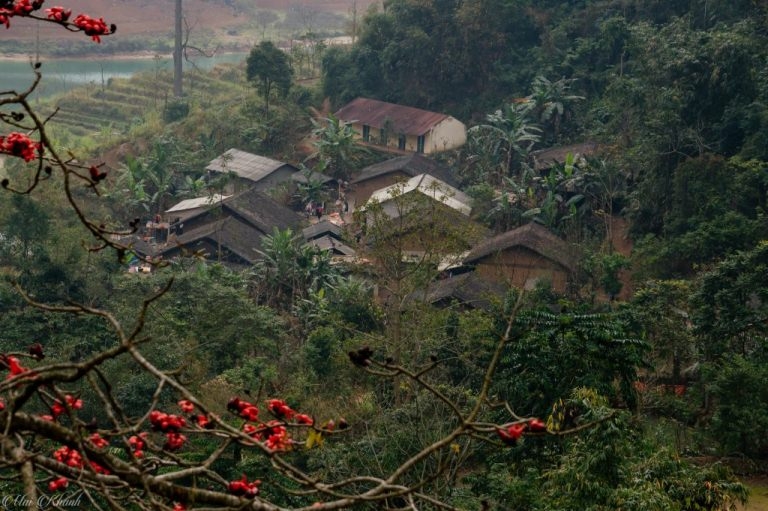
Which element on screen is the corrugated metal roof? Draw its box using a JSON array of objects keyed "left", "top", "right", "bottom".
[
  {"left": 366, "top": 174, "right": 472, "bottom": 216},
  {"left": 334, "top": 98, "right": 452, "bottom": 136},
  {"left": 206, "top": 148, "right": 295, "bottom": 182},
  {"left": 166, "top": 194, "right": 230, "bottom": 213}
]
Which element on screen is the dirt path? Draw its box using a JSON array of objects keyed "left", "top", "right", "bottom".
[{"left": 740, "top": 477, "right": 768, "bottom": 511}]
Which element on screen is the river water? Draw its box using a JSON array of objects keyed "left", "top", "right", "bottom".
[{"left": 0, "top": 53, "right": 246, "bottom": 98}]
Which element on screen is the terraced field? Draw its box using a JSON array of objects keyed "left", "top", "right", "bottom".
[{"left": 40, "top": 63, "right": 247, "bottom": 138}]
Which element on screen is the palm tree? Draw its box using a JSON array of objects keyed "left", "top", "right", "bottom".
[
  {"left": 527, "top": 76, "right": 584, "bottom": 143},
  {"left": 468, "top": 101, "right": 541, "bottom": 185},
  {"left": 309, "top": 114, "right": 367, "bottom": 181}
]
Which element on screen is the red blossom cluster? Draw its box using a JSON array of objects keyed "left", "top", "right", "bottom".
[
  {"left": 48, "top": 476, "right": 68, "bottom": 492},
  {"left": 52, "top": 444, "right": 109, "bottom": 478},
  {"left": 497, "top": 418, "right": 548, "bottom": 446},
  {"left": 50, "top": 394, "right": 82, "bottom": 418},
  {"left": 71, "top": 13, "right": 112, "bottom": 42},
  {"left": 0, "top": 132, "right": 41, "bottom": 162},
  {"left": 227, "top": 397, "right": 260, "bottom": 422},
  {"left": 267, "top": 398, "right": 295, "bottom": 420},
  {"left": 0, "top": 0, "right": 41, "bottom": 27},
  {"left": 227, "top": 473, "right": 261, "bottom": 498},
  {"left": 128, "top": 433, "right": 147, "bottom": 458},
  {"left": 149, "top": 410, "right": 188, "bottom": 451},
  {"left": 0, "top": 0, "right": 114, "bottom": 42},
  {"left": 44, "top": 5, "right": 69, "bottom": 21},
  {"left": 89, "top": 432, "right": 109, "bottom": 449}
]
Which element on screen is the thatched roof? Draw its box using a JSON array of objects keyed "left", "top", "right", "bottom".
[
  {"left": 352, "top": 153, "right": 458, "bottom": 187},
  {"left": 409, "top": 272, "right": 508, "bottom": 311},
  {"left": 206, "top": 148, "right": 298, "bottom": 183},
  {"left": 463, "top": 223, "right": 577, "bottom": 272},
  {"left": 530, "top": 142, "right": 599, "bottom": 171},
  {"left": 334, "top": 97, "right": 458, "bottom": 136}
]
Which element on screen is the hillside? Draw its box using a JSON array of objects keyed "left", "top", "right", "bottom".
[{"left": 0, "top": 0, "right": 379, "bottom": 56}]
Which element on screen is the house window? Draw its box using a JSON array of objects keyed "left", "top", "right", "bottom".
[
  {"left": 362, "top": 125, "right": 370, "bottom": 142},
  {"left": 416, "top": 135, "right": 425, "bottom": 153},
  {"left": 398, "top": 134, "right": 406, "bottom": 150},
  {"left": 379, "top": 128, "right": 387, "bottom": 145}
]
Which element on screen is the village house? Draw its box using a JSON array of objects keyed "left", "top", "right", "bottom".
[
  {"left": 334, "top": 97, "right": 467, "bottom": 155},
  {"left": 530, "top": 141, "right": 600, "bottom": 172},
  {"left": 347, "top": 153, "right": 459, "bottom": 210},
  {"left": 146, "top": 188, "right": 303, "bottom": 267},
  {"left": 408, "top": 272, "right": 509, "bottom": 312},
  {"left": 206, "top": 148, "right": 299, "bottom": 193},
  {"left": 462, "top": 222, "right": 578, "bottom": 294}
]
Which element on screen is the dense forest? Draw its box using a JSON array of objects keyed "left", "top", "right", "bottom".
[{"left": 1, "top": 0, "right": 768, "bottom": 509}]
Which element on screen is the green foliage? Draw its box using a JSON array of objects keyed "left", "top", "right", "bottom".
[
  {"left": 246, "top": 41, "right": 293, "bottom": 113},
  {"left": 709, "top": 356, "right": 768, "bottom": 458},
  {"left": 691, "top": 240, "right": 768, "bottom": 362},
  {"left": 493, "top": 306, "right": 646, "bottom": 416},
  {"left": 163, "top": 98, "right": 190, "bottom": 122},
  {"left": 309, "top": 114, "right": 368, "bottom": 181}
]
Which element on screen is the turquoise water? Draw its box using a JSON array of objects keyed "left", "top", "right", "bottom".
[{"left": 0, "top": 53, "right": 245, "bottom": 98}]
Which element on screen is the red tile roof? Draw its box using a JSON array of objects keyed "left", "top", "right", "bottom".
[{"left": 334, "top": 97, "right": 451, "bottom": 136}]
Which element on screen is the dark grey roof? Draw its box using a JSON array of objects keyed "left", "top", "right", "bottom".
[
  {"left": 302, "top": 220, "right": 343, "bottom": 241},
  {"left": 352, "top": 153, "right": 458, "bottom": 187},
  {"left": 206, "top": 148, "right": 297, "bottom": 182},
  {"left": 156, "top": 217, "right": 266, "bottom": 264},
  {"left": 530, "top": 142, "right": 599, "bottom": 171},
  {"left": 222, "top": 188, "right": 303, "bottom": 233},
  {"left": 306, "top": 235, "right": 356, "bottom": 256},
  {"left": 410, "top": 272, "right": 508, "bottom": 311},
  {"left": 291, "top": 170, "right": 336, "bottom": 185},
  {"left": 463, "top": 222, "right": 577, "bottom": 272}
]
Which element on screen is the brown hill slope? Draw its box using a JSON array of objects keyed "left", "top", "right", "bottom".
[{"left": 0, "top": 0, "right": 377, "bottom": 44}]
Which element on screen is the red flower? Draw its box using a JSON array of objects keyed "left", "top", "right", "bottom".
[
  {"left": 50, "top": 394, "right": 82, "bottom": 418},
  {"left": 65, "top": 394, "right": 83, "bottom": 409},
  {"left": 264, "top": 423, "right": 290, "bottom": 451},
  {"left": 195, "top": 414, "right": 213, "bottom": 429},
  {"left": 0, "top": 399, "right": 4, "bottom": 412},
  {"left": 149, "top": 410, "right": 186, "bottom": 432},
  {"left": 53, "top": 446, "right": 83, "bottom": 468},
  {"left": 227, "top": 474, "right": 261, "bottom": 498},
  {"left": 164, "top": 431, "right": 186, "bottom": 451},
  {"left": 72, "top": 13, "right": 112, "bottom": 43},
  {"left": 267, "top": 399, "right": 295, "bottom": 420},
  {"left": 295, "top": 413, "right": 314, "bottom": 426},
  {"left": 2, "top": 355, "right": 27, "bottom": 377},
  {"left": 177, "top": 399, "right": 194, "bottom": 414},
  {"left": 172, "top": 504, "right": 186, "bottom": 511},
  {"left": 48, "top": 477, "right": 69, "bottom": 492},
  {"left": 89, "top": 432, "right": 109, "bottom": 449},
  {"left": 0, "top": 132, "right": 41, "bottom": 162},
  {"left": 45, "top": 6, "right": 71, "bottom": 22},
  {"left": 497, "top": 423, "right": 526, "bottom": 446},
  {"left": 527, "top": 418, "right": 547, "bottom": 433},
  {"left": 227, "top": 397, "right": 259, "bottom": 422}
]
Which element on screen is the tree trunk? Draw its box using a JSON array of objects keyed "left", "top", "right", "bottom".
[{"left": 173, "top": 0, "right": 183, "bottom": 97}]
